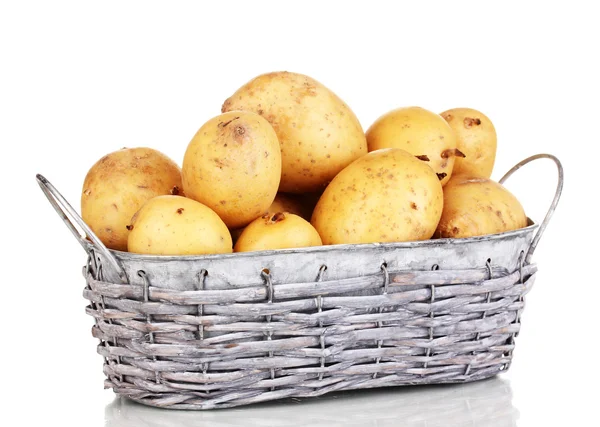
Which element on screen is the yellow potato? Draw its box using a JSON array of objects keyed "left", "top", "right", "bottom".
[
  {"left": 366, "top": 106, "right": 462, "bottom": 186},
  {"left": 222, "top": 71, "right": 367, "bottom": 193},
  {"left": 234, "top": 212, "right": 322, "bottom": 252},
  {"left": 440, "top": 108, "right": 497, "bottom": 178},
  {"left": 311, "top": 148, "right": 443, "bottom": 244},
  {"left": 127, "top": 196, "right": 232, "bottom": 255},
  {"left": 81, "top": 147, "right": 182, "bottom": 251},
  {"left": 182, "top": 111, "right": 282, "bottom": 229},
  {"left": 229, "top": 193, "right": 312, "bottom": 245},
  {"left": 436, "top": 175, "right": 527, "bottom": 238}
]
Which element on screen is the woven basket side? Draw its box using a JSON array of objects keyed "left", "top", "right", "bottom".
[{"left": 85, "top": 261, "right": 535, "bottom": 409}]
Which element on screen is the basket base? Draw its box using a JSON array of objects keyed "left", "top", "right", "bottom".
[{"left": 116, "top": 365, "right": 508, "bottom": 410}]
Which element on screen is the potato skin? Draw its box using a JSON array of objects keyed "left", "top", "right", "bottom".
[
  {"left": 81, "top": 147, "right": 182, "bottom": 251},
  {"left": 440, "top": 108, "right": 497, "bottom": 178},
  {"left": 234, "top": 212, "right": 322, "bottom": 252},
  {"left": 182, "top": 111, "right": 282, "bottom": 229},
  {"left": 127, "top": 196, "right": 232, "bottom": 255},
  {"left": 222, "top": 71, "right": 367, "bottom": 193},
  {"left": 366, "top": 107, "right": 459, "bottom": 186},
  {"left": 436, "top": 175, "right": 527, "bottom": 238},
  {"left": 311, "top": 148, "right": 444, "bottom": 245}
]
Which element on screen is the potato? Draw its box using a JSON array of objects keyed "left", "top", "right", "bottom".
[
  {"left": 230, "top": 193, "right": 312, "bottom": 245},
  {"left": 440, "top": 108, "right": 497, "bottom": 178},
  {"left": 127, "top": 196, "right": 232, "bottom": 255},
  {"left": 81, "top": 147, "right": 182, "bottom": 251},
  {"left": 234, "top": 212, "right": 322, "bottom": 252},
  {"left": 366, "top": 107, "right": 462, "bottom": 186},
  {"left": 311, "top": 148, "right": 443, "bottom": 244},
  {"left": 222, "top": 71, "right": 367, "bottom": 193},
  {"left": 436, "top": 175, "right": 527, "bottom": 238},
  {"left": 182, "top": 111, "right": 282, "bottom": 229}
]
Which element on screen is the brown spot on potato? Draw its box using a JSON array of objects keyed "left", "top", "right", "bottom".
[
  {"left": 170, "top": 186, "right": 181, "bottom": 195},
  {"left": 264, "top": 151, "right": 269, "bottom": 158},
  {"left": 410, "top": 202, "right": 418, "bottom": 210},
  {"left": 126, "top": 225, "right": 134, "bottom": 231},
  {"left": 464, "top": 117, "right": 482, "bottom": 128},
  {"left": 137, "top": 185, "right": 148, "bottom": 189},
  {"left": 176, "top": 208, "right": 184, "bottom": 214},
  {"left": 111, "top": 203, "right": 118, "bottom": 211},
  {"left": 416, "top": 155, "right": 430, "bottom": 161},
  {"left": 437, "top": 173, "right": 447, "bottom": 181},
  {"left": 270, "top": 212, "right": 286, "bottom": 223},
  {"left": 214, "top": 158, "right": 227, "bottom": 169},
  {"left": 83, "top": 189, "right": 91, "bottom": 196},
  {"left": 452, "top": 227, "right": 460, "bottom": 235},
  {"left": 105, "top": 227, "right": 113, "bottom": 234},
  {"left": 441, "top": 149, "right": 465, "bottom": 159},
  {"left": 220, "top": 200, "right": 227, "bottom": 205}
]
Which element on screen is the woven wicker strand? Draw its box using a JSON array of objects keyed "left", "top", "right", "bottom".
[{"left": 85, "top": 261, "right": 536, "bottom": 410}]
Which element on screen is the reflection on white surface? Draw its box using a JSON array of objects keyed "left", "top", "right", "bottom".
[{"left": 105, "top": 377, "right": 518, "bottom": 427}]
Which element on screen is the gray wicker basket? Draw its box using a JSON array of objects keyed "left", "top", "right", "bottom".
[{"left": 37, "top": 154, "right": 563, "bottom": 410}]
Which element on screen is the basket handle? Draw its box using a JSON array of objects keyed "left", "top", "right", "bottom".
[
  {"left": 36, "top": 174, "right": 128, "bottom": 283},
  {"left": 499, "top": 154, "right": 563, "bottom": 263}
]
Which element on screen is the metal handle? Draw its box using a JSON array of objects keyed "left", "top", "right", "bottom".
[
  {"left": 499, "top": 154, "right": 563, "bottom": 263},
  {"left": 36, "top": 174, "right": 128, "bottom": 283}
]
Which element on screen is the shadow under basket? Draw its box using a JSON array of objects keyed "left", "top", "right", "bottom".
[{"left": 37, "top": 154, "right": 563, "bottom": 410}]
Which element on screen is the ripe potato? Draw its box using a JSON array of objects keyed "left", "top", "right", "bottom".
[
  {"left": 234, "top": 212, "right": 322, "bottom": 252},
  {"left": 440, "top": 108, "right": 497, "bottom": 178},
  {"left": 222, "top": 71, "right": 367, "bottom": 193},
  {"left": 436, "top": 175, "right": 527, "bottom": 238},
  {"left": 366, "top": 107, "right": 462, "bottom": 186},
  {"left": 311, "top": 148, "right": 443, "bottom": 245},
  {"left": 229, "top": 193, "right": 314, "bottom": 245},
  {"left": 182, "top": 111, "right": 282, "bottom": 229},
  {"left": 81, "top": 147, "right": 182, "bottom": 251},
  {"left": 127, "top": 196, "right": 232, "bottom": 255}
]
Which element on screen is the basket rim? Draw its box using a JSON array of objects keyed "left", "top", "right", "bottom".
[{"left": 86, "top": 219, "right": 538, "bottom": 262}]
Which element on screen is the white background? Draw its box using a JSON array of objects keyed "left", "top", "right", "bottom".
[{"left": 1, "top": 1, "right": 598, "bottom": 425}]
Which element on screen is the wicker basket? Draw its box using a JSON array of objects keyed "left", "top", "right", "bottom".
[{"left": 38, "top": 154, "right": 563, "bottom": 410}]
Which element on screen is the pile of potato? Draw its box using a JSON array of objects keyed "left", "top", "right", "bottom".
[{"left": 81, "top": 71, "right": 527, "bottom": 255}]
